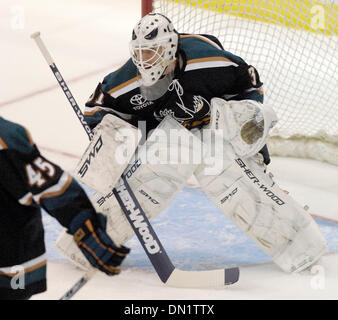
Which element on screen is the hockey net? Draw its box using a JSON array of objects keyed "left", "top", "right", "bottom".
[{"left": 142, "top": 0, "right": 338, "bottom": 165}]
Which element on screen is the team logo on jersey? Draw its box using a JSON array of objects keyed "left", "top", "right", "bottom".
[
  {"left": 154, "top": 79, "right": 210, "bottom": 122},
  {"left": 130, "top": 94, "right": 153, "bottom": 110},
  {"left": 155, "top": 109, "right": 176, "bottom": 119}
]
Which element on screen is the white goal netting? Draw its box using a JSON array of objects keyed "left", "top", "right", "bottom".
[{"left": 148, "top": 0, "right": 338, "bottom": 165}]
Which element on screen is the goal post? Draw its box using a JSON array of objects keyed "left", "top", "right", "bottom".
[
  {"left": 141, "top": 0, "right": 338, "bottom": 165},
  {"left": 142, "top": 0, "right": 154, "bottom": 17}
]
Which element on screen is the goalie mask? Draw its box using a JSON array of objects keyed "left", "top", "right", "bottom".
[{"left": 129, "top": 13, "right": 179, "bottom": 87}]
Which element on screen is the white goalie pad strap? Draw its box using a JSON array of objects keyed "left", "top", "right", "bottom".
[
  {"left": 210, "top": 98, "right": 278, "bottom": 158},
  {"left": 195, "top": 140, "right": 327, "bottom": 273},
  {"left": 74, "top": 114, "right": 141, "bottom": 195},
  {"left": 56, "top": 116, "right": 204, "bottom": 270}
]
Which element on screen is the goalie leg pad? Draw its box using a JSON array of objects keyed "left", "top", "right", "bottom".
[
  {"left": 74, "top": 114, "right": 141, "bottom": 195},
  {"left": 195, "top": 138, "right": 327, "bottom": 273},
  {"left": 101, "top": 116, "right": 203, "bottom": 243},
  {"left": 56, "top": 116, "right": 204, "bottom": 270}
]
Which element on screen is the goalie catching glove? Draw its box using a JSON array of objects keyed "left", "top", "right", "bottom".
[
  {"left": 68, "top": 211, "right": 130, "bottom": 276},
  {"left": 210, "top": 98, "right": 278, "bottom": 158}
]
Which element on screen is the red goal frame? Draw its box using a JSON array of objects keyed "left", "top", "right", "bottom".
[{"left": 142, "top": 0, "right": 153, "bottom": 16}]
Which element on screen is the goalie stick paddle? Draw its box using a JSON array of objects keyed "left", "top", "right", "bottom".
[{"left": 31, "top": 32, "right": 239, "bottom": 293}]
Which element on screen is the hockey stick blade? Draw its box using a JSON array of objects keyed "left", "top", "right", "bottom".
[
  {"left": 114, "top": 175, "right": 239, "bottom": 288},
  {"left": 166, "top": 267, "right": 239, "bottom": 288}
]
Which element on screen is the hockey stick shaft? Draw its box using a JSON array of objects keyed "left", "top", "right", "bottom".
[
  {"left": 59, "top": 268, "right": 96, "bottom": 300},
  {"left": 31, "top": 32, "right": 93, "bottom": 141}
]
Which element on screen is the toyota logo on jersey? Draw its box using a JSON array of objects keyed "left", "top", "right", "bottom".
[
  {"left": 130, "top": 94, "right": 147, "bottom": 105},
  {"left": 130, "top": 94, "right": 153, "bottom": 110}
]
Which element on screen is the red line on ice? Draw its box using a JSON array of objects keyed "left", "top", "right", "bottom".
[
  {"left": 40, "top": 146, "right": 80, "bottom": 159},
  {"left": 311, "top": 214, "right": 338, "bottom": 224},
  {"left": 0, "top": 63, "right": 122, "bottom": 108}
]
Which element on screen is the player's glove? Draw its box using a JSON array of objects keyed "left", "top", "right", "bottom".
[{"left": 68, "top": 211, "right": 130, "bottom": 276}]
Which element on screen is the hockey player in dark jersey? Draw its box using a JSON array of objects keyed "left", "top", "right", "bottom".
[
  {"left": 84, "top": 13, "right": 270, "bottom": 163},
  {"left": 0, "top": 117, "right": 130, "bottom": 300}
]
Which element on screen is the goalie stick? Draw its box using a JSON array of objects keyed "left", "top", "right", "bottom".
[
  {"left": 59, "top": 268, "right": 96, "bottom": 300},
  {"left": 31, "top": 32, "right": 239, "bottom": 296}
]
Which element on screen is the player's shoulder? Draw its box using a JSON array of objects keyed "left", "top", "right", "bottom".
[
  {"left": 101, "top": 58, "right": 140, "bottom": 96},
  {"left": 180, "top": 33, "right": 246, "bottom": 68},
  {"left": 180, "top": 33, "right": 225, "bottom": 57},
  {"left": 0, "top": 117, "right": 34, "bottom": 153}
]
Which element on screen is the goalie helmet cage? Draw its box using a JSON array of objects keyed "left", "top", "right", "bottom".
[{"left": 141, "top": 0, "right": 338, "bottom": 165}]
